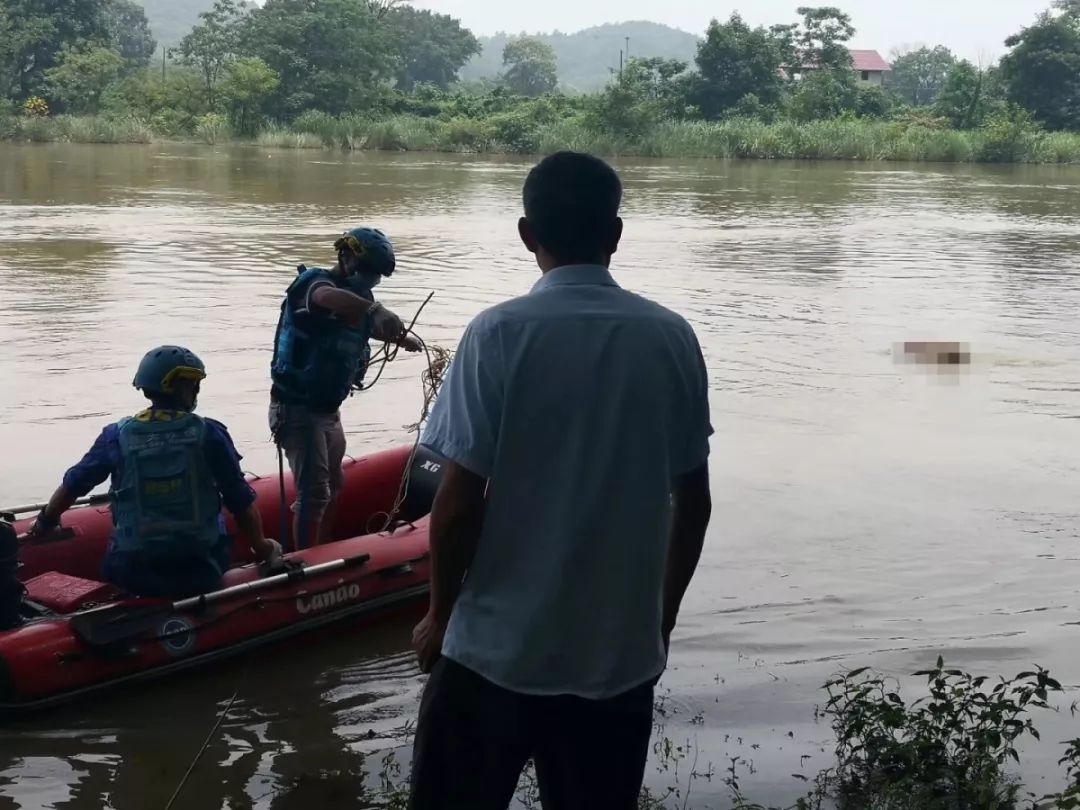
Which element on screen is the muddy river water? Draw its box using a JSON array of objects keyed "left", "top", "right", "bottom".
[{"left": 1, "top": 143, "right": 1079, "bottom": 808}]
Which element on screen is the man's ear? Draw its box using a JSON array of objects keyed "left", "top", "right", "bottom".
[
  {"left": 518, "top": 217, "right": 539, "bottom": 255},
  {"left": 608, "top": 217, "right": 624, "bottom": 257}
]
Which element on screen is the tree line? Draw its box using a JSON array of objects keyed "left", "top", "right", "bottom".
[
  {"left": 594, "top": 1, "right": 1080, "bottom": 135},
  {"left": 1, "top": 0, "right": 1079, "bottom": 144}
]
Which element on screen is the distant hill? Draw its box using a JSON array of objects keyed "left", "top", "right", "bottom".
[
  {"left": 460, "top": 21, "right": 702, "bottom": 93},
  {"left": 137, "top": 0, "right": 216, "bottom": 48}
]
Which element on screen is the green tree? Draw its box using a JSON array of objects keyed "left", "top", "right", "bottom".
[
  {"left": 793, "top": 6, "right": 856, "bottom": 71},
  {"left": 592, "top": 57, "right": 690, "bottom": 136},
  {"left": 855, "top": 84, "right": 891, "bottom": 118},
  {"left": 691, "top": 14, "right": 783, "bottom": 119},
  {"left": 105, "top": 66, "right": 210, "bottom": 133},
  {"left": 1000, "top": 11, "right": 1080, "bottom": 131},
  {"left": 887, "top": 45, "right": 956, "bottom": 106},
  {"left": 0, "top": 6, "right": 20, "bottom": 102},
  {"left": 105, "top": 0, "right": 156, "bottom": 69},
  {"left": 386, "top": 6, "right": 480, "bottom": 91},
  {"left": 240, "top": 0, "right": 399, "bottom": 118},
  {"left": 0, "top": 0, "right": 111, "bottom": 101},
  {"left": 789, "top": 68, "right": 859, "bottom": 121},
  {"left": 933, "top": 60, "right": 992, "bottom": 129},
  {"left": 219, "top": 56, "right": 279, "bottom": 135},
  {"left": 501, "top": 38, "right": 558, "bottom": 97},
  {"left": 45, "top": 44, "right": 125, "bottom": 114},
  {"left": 176, "top": 0, "right": 246, "bottom": 109}
]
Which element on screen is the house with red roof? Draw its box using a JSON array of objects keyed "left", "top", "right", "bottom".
[
  {"left": 781, "top": 49, "right": 893, "bottom": 85},
  {"left": 849, "top": 50, "right": 892, "bottom": 85}
]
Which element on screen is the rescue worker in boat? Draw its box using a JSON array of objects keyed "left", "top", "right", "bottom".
[
  {"left": 26, "top": 346, "right": 283, "bottom": 598},
  {"left": 269, "top": 227, "right": 421, "bottom": 549}
]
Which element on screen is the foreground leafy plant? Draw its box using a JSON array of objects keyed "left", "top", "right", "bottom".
[
  {"left": 361, "top": 659, "right": 1078, "bottom": 810},
  {"left": 814, "top": 658, "right": 1063, "bottom": 809}
]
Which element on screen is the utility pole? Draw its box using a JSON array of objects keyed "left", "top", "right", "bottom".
[
  {"left": 619, "top": 49, "right": 623, "bottom": 77},
  {"left": 625, "top": 36, "right": 630, "bottom": 63}
]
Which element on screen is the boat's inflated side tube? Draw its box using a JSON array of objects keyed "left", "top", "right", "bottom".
[
  {"left": 399, "top": 445, "right": 448, "bottom": 523},
  {"left": 0, "top": 520, "right": 23, "bottom": 630}
]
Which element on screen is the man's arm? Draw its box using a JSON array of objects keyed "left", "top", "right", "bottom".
[
  {"left": 310, "top": 286, "right": 404, "bottom": 338},
  {"left": 203, "top": 421, "right": 278, "bottom": 562},
  {"left": 232, "top": 503, "right": 279, "bottom": 563},
  {"left": 428, "top": 461, "right": 487, "bottom": 623},
  {"left": 412, "top": 461, "right": 487, "bottom": 672},
  {"left": 31, "top": 486, "right": 78, "bottom": 536},
  {"left": 410, "top": 317, "right": 502, "bottom": 671},
  {"left": 310, "top": 285, "right": 375, "bottom": 321},
  {"left": 31, "top": 428, "right": 116, "bottom": 536},
  {"left": 661, "top": 322, "right": 714, "bottom": 645},
  {"left": 661, "top": 463, "right": 712, "bottom": 647}
]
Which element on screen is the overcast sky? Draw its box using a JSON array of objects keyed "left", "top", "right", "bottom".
[{"left": 411, "top": 0, "right": 1052, "bottom": 62}]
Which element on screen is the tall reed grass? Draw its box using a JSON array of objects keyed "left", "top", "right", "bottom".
[
  {"left": 264, "top": 115, "right": 1080, "bottom": 163},
  {"left": 4, "top": 113, "right": 1080, "bottom": 164},
  {"left": 2, "top": 115, "right": 154, "bottom": 144}
]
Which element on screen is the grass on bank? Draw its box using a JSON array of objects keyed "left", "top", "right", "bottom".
[
  {"left": 357, "top": 659, "right": 1080, "bottom": 810},
  {"left": 5, "top": 112, "right": 1080, "bottom": 164}
]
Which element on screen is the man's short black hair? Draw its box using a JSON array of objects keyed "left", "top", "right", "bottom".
[{"left": 522, "top": 151, "right": 623, "bottom": 263}]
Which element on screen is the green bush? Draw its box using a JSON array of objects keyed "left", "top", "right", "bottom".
[
  {"left": 291, "top": 109, "right": 338, "bottom": 141},
  {"left": 195, "top": 113, "right": 229, "bottom": 145},
  {"left": 438, "top": 116, "right": 491, "bottom": 151},
  {"left": 256, "top": 126, "right": 323, "bottom": 149},
  {"left": 815, "top": 658, "right": 1060, "bottom": 809},
  {"left": 0, "top": 100, "right": 17, "bottom": 139},
  {"left": 856, "top": 85, "right": 892, "bottom": 119},
  {"left": 1035, "top": 131, "right": 1080, "bottom": 163},
  {"left": 978, "top": 105, "right": 1042, "bottom": 163},
  {"left": 149, "top": 108, "right": 198, "bottom": 137},
  {"left": 730, "top": 93, "right": 778, "bottom": 123},
  {"left": 487, "top": 110, "right": 541, "bottom": 153}
]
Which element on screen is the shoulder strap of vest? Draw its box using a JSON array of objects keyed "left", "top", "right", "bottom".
[{"left": 285, "top": 265, "right": 331, "bottom": 297}]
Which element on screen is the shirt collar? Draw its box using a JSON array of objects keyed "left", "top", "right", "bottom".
[{"left": 531, "top": 265, "right": 619, "bottom": 294}]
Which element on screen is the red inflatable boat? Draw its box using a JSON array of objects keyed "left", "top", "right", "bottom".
[{"left": 0, "top": 445, "right": 441, "bottom": 714}]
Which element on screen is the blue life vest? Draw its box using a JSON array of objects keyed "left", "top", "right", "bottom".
[
  {"left": 110, "top": 412, "right": 222, "bottom": 561},
  {"left": 270, "top": 266, "right": 374, "bottom": 411}
]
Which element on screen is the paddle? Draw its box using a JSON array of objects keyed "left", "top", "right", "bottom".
[
  {"left": 1, "top": 493, "right": 111, "bottom": 522},
  {"left": 70, "top": 552, "right": 372, "bottom": 649}
]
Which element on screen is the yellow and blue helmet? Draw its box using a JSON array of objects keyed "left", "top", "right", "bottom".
[
  {"left": 133, "top": 346, "right": 206, "bottom": 394},
  {"left": 333, "top": 227, "right": 396, "bottom": 277}
]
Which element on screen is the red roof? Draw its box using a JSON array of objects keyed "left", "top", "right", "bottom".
[{"left": 850, "top": 50, "right": 892, "bottom": 72}]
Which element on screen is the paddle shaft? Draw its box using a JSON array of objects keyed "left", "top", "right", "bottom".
[
  {"left": 3, "top": 492, "right": 110, "bottom": 518},
  {"left": 70, "top": 552, "right": 376, "bottom": 649},
  {"left": 172, "top": 553, "right": 370, "bottom": 613}
]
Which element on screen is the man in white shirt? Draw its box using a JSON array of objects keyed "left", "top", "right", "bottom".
[{"left": 410, "top": 151, "right": 713, "bottom": 810}]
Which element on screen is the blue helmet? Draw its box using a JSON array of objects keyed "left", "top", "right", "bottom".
[
  {"left": 333, "top": 227, "right": 396, "bottom": 277},
  {"left": 133, "top": 345, "right": 206, "bottom": 394}
]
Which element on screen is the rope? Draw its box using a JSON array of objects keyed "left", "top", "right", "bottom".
[
  {"left": 356, "top": 291, "right": 436, "bottom": 393},
  {"left": 354, "top": 291, "right": 452, "bottom": 535},
  {"left": 367, "top": 334, "right": 452, "bottom": 535},
  {"left": 276, "top": 442, "right": 289, "bottom": 552},
  {"left": 164, "top": 688, "right": 239, "bottom": 810}
]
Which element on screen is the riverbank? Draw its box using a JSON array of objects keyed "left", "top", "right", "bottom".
[
  {"left": 5, "top": 114, "right": 1080, "bottom": 163},
  {"left": 363, "top": 659, "right": 1080, "bottom": 810}
]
